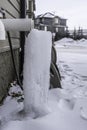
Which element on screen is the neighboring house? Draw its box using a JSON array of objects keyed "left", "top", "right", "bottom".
[{"left": 35, "top": 12, "right": 67, "bottom": 35}]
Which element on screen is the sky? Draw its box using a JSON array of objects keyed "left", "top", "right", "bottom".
[{"left": 35, "top": 0, "right": 87, "bottom": 30}]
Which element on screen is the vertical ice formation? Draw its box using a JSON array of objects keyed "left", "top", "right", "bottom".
[{"left": 23, "top": 29, "right": 52, "bottom": 116}]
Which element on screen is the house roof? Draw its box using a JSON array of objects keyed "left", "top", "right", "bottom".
[
  {"left": 36, "top": 12, "right": 67, "bottom": 20},
  {"left": 37, "top": 12, "right": 55, "bottom": 18}
]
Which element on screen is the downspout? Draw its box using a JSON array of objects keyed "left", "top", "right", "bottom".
[{"left": 20, "top": 0, "right": 26, "bottom": 80}]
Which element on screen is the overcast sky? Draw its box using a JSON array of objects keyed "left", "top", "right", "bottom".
[{"left": 35, "top": 0, "right": 87, "bottom": 29}]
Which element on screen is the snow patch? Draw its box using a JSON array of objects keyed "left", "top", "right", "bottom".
[{"left": 1, "top": 37, "right": 87, "bottom": 130}]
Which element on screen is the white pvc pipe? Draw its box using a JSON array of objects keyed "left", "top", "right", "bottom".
[
  {"left": 0, "top": 20, "right": 5, "bottom": 40},
  {"left": 1, "top": 19, "right": 34, "bottom": 31}
]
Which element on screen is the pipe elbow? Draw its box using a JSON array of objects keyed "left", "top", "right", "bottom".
[{"left": 0, "top": 20, "right": 5, "bottom": 40}]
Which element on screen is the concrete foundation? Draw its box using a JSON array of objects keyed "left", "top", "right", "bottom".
[{"left": 0, "top": 44, "right": 19, "bottom": 102}]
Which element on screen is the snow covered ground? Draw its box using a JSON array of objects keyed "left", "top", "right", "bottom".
[{"left": 0, "top": 37, "right": 87, "bottom": 130}]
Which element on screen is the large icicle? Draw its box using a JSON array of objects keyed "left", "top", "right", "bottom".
[{"left": 23, "top": 29, "right": 52, "bottom": 117}]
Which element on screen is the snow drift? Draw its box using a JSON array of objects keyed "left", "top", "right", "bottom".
[{"left": 1, "top": 38, "right": 87, "bottom": 130}]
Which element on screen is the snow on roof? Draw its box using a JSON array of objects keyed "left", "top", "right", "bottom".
[
  {"left": 36, "top": 12, "right": 67, "bottom": 20},
  {"left": 37, "top": 12, "right": 55, "bottom": 18},
  {"left": 43, "top": 12, "right": 55, "bottom": 18}
]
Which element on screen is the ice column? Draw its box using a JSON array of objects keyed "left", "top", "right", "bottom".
[{"left": 23, "top": 29, "right": 52, "bottom": 116}]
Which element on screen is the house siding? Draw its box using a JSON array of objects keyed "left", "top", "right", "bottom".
[{"left": 0, "top": 0, "right": 20, "bottom": 102}]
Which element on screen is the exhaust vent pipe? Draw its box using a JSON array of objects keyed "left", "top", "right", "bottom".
[
  {"left": 0, "top": 20, "right": 5, "bottom": 40},
  {"left": 1, "top": 19, "right": 34, "bottom": 31}
]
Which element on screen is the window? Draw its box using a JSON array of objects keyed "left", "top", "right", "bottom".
[
  {"left": 44, "top": 26, "right": 47, "bottom": 31},
  {"left": 54, "top": 17, "right": 59, "bottom": 24},
  {"left": 56, "top": 27, "right": 58, "bottom": 32},
  {"left": 0, "top": 12, "right": 3, "bottom": 18}
]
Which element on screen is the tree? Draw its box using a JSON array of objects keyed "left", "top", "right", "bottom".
[{"left": 73, "top": 27, "right": 77, "bottom": 40}]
